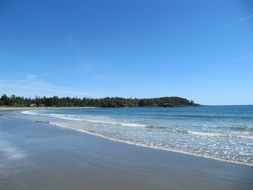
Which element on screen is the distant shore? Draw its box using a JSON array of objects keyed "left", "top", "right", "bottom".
[
  {"left": 0, "top": 107, "right": 52, "bottom": 112},
  {"left": 0, "top": 106, "right": 96, "bottom": 111},
  {"left": 0, "top": 95, "right": 198, "bottom": 107}
]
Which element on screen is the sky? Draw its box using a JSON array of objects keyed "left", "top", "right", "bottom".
[{"left": 0, "top": 0, "right": 253, "bottom": 105}]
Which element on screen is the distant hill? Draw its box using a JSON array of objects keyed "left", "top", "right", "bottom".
[{"left": 0, "top": 94, "right": 199, "bottom": 107}]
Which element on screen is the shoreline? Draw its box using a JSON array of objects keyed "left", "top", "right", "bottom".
[
  {"left": 1, "top": 113, "right": 253, "bottom": 190},
  {"left": 50, "top": 121, "right": 253, "bottom": 167},
  {"left": 2, "top": 108, "right": 252, "bottom": 167}
]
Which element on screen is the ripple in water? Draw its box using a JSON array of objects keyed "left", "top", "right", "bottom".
[{"left": 21, "top": 106, "right": 253, "bottom": 166}]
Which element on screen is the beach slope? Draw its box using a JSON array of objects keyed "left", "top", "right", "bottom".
[{"left": 0, "top": 111, "right": 252, "bottom": 190}]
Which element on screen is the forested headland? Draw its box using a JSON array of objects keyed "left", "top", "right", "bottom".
[{"left": 0, "top": 94, "right": 198, "bottom": 107}]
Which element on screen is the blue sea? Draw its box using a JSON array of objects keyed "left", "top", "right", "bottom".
[{"left": 19, "top": 106, "right": 253, "bottom": 165}]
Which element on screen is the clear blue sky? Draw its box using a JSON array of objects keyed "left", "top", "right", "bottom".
[{"left": 0, "top": 0, "right": 253, "bottom": 105}]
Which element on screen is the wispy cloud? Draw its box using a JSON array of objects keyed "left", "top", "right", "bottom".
[
  {"left": 229, "top": 53, "right": 253, "bottom": 64},
  {"left": 0, "top": 74, "right": 98, "bottom": 98},
  {"left": 93, "top": 75, "right": 129, "bottom": 81},
  {"left": 24, "top": 74, "right": 38, "bottom": 81},
  {"left": 230, "top": 13, "right": 253, "bottom": 26}
]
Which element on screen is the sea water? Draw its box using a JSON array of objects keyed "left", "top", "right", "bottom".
[{"left": 20, "top": 106, "right": 253, "bottom": 165}]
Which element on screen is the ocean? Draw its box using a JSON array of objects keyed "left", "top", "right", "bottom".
[{"left": 17, "top": 106, "right": 253, "bottom": 166}]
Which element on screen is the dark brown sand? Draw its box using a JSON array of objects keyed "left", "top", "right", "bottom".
[{"left": 0, "top": 113, "right": 252, "bottom": 190}]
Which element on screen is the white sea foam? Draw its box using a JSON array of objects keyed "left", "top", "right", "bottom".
[
  {"left": 187, "top": 130, "right": 253, "bottom": 141},
  {"left": 187, "top": 131, "right": 223, "bottom": 137},
  {"left": 21, "top": 110, "right": 39, "bottom": 115},
  {"left": 238, "top": 135, "right": 253, "bottom": 140},
  {"left": 47, "top": 113, "right": 147, "bottom": 128},
  {"left": 49, "top": 121, "right": 253, "bottom": 166},
  {"left": 22, "top": 111, "right": 253, "bottom": 141},
  {"left": 22, "top": 111, "right": 147, "bottom": 127},
  {"left": 21, "top": 108, "right": 253, "bottom": 166}
]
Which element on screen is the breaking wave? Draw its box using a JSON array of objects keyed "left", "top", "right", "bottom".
[{"left": 21, "top": 107, "right": 253, "bottom": 166}]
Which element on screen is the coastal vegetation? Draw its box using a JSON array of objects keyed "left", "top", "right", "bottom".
[{"left": 0, "top": 94, "right": 197, "bottom": 107}]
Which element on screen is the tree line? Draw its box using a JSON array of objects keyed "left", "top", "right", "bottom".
[{"left": 0, "top": 94, "right": 197, "bottom": 107}]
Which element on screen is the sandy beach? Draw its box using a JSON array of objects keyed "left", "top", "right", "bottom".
[
  {"left": 1, "top": 0, "right": 253, "bottom": 189},
  {"left": 0, "top": 110, "right": 253, "bottom": 190}
]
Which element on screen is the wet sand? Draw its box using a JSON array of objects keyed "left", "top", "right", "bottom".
[{"left": 0, "top": 112, "right": 252, "bottom": 190}]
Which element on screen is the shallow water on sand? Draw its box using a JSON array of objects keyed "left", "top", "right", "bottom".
[
  {"left": 0, "top": 115, "right": 253, "bottom": 190},
  {"left": 18, "top": 106, "right": 253, "bottom": 166}
]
